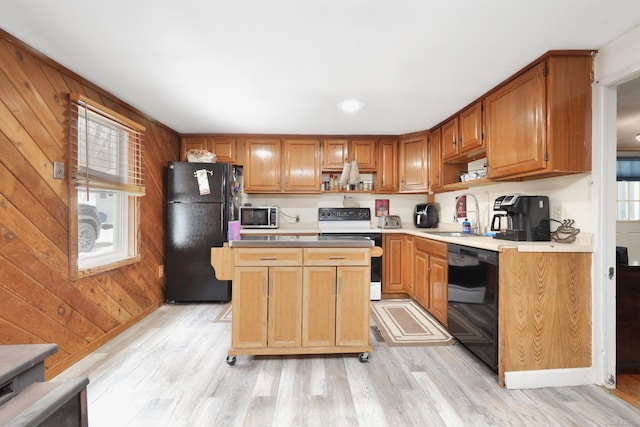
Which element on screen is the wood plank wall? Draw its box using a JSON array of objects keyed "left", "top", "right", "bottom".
[{"left": 0, "top": 29, "right": 180, "bottom": 378}]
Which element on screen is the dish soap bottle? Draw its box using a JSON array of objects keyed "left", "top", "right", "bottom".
[{"left": 462, "top": 218, "right": 471, "bottom": 234}]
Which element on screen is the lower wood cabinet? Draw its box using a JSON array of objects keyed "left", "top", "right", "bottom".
[
  {"left": 427, "top": 255, "right": 448, "bottom": 325},
  {"left": 413, "top": 236, "right": 448, "bottom": 326},
  {"left": 383, "top": 234, "right": 447, "bottom": 326},
  {"left": 226, "top": 247, "right": 372, "bottom": 359},
  {"left": 498, "top": 248, "right": 591, "bottom": 384},
  {"left": 403, "top": 235, "right": 415, "bottom": 297},
  {"left": 232, "top": 266, "right": 303, "bottom": 349},
  {"left": 382, "top": 234, "right": 405, "bottom": 295},
  {"left": 303, "top": 265, "right": 370, "bottom": 347}
]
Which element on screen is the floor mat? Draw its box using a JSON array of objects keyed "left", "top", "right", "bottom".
[{"left": 370, "top": 299, "right": 455, "bottom": 346}]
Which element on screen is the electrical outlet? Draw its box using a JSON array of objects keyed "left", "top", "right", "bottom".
[
  {"left": 158, "top": 265, "right": 164, "bottom": 278},
  {"left": 553, "top": 205, "right": 563, "bottom": 221},
  {"left": 53, "top": 161, "right": 64, "bottom": 179}
]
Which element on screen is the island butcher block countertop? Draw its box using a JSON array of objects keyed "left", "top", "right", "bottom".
[{"left": 229, "top": 235, "right": 375, "bottom": 248}]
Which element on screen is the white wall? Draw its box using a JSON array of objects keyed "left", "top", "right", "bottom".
[
  {"left": 244, "top": 192, "right": 427, "bottom": 227},
  {"left": 433, "top": 174, "right": 593, "bottom": 233},
  {"left": 241, "top": 172, "right": 593, "bottom": 233}
]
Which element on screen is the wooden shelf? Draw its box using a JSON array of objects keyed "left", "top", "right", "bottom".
[
  {"left": 443, "top": 178, "right": 492, "bottom": 191},
  {"left": 321, "top": 190, "right": 373, "bottom": 194}
]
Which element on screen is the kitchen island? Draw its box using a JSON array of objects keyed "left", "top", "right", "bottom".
[{"left": 211, "top": 236, "right": 382, "bottom": 365}]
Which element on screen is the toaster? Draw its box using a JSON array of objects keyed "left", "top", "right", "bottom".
[
  {"left": 414, "top": 203, "right": 439, "bottom": 228},
  {"left": 378, "top": 215, "right": 402, "bottom": 229}
]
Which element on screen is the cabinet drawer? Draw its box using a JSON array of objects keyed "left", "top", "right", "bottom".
[
  {"left": 303, "top": 248, "right": 369, "bottom": 266},
  {"left": 415, "top": 238, "right": 448, "bottom": 258},
  {"left": 235, "top": 248, "right": 302, "bottom": 266}
]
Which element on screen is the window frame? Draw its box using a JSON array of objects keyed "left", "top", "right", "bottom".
[
  {"left": 68, "top": 94, "right": 145, "bottom": 280},
  {"left": 616, "top": 180, "right": 640, "bottom": 222}
]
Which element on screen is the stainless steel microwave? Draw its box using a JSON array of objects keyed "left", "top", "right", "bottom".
[{"left": 239, "top": 206, "right": 279, "bottom": 228}]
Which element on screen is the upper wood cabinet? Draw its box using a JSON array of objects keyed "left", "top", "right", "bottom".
[
  {"left": 244, "top": 138, "right": 321, "bottom": 193},
  {"left": 399, "top": 133, "right": 429, "bottom": 193},
  {"left": 351, "top": 139, "right": 376, "bottom": 170},
  {"left": 322, "top": 138, "right": 376, "bottom": 171},
  {"left": 376, "top": 138, "right": 399, "bottom": 193},
  {"left": 243, "top": 138, "right": 282, "bottom": 192},
  {"left": 282, "top": 139, "right": 322, "bottom": 192},
  {"left": 485, "top": 52, "right": 593, "bottom": 180},
  {"left": 441, "top": 101, "right": 484, "bottom": 162},
  {"left": 428, "top": 128, "right": 443, "bottom": 192},
  {"left": 322, "top": 139, "right": 348, "bottom": 170},
  {"left": 180, "top": 136, "right": 238, "bottom": 163}
]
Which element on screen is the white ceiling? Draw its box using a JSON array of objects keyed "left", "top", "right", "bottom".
[{"left": 1, "top": 1, "right": 640, "bottom": 136}]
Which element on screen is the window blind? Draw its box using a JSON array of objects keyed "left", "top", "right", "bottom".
[
  {"left": 617, "top": 157, "right": 640, "bottom": 181},
  {"left": 69, "top": 93, "right": 146, "bottom": 195}
]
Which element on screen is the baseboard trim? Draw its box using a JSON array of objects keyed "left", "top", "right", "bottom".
[{"left": 504, "top": 367, "right": 594, "bottom": 389}]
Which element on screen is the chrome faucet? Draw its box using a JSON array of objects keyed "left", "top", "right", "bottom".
[{"left": 455, "top": 192, "right": 481, "bottom": 234}]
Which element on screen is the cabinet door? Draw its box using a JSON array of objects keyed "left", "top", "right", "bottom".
[
  {"left": 382, "top": 234, "right": 404, "bottom": 293},
  {"left": 283, "top": 139, "right": 321, "bottom": 192},
  {"left": 403, "top": 235, "right": 415, "bottom": 297},
  {"left": 232, "top": 267, "right": 268, "bottom": 348},
  {"left": 414, "top": 247, "right": 429, "bottom": 309},
  {"left": 322, "top": 139, "right": 348, "bottom": 170},
  {"left": 351, "top": 139, "right": 376, "bottom": 171},
  {"left": 441, "top": 117, "right": 459, "bottom": 161},
  {"left": 180, "top": 137, "right": 207, "bottom": 161},
  {"left": 244, "top": 139, "right": 281, "bottom": 192},
  {"left": 428, "top": 129, "right": 442, "bottom": 192},
  {"left": 302, "top": 266, "right": 336, "bottom": 347},
  {"left": 336, "top": 266, "right": 370, "bottom": 347},
  {"left": 399, "top": 134, "right": 429, "bottom": 192},
  {"left": 376, "top": 138, "right": 399, "bottom": 193},
  {"left": 459, "top": 101, "right": 483, "bottom": 155},
  {"left": 428, "top": 256, "right": 448, "bottom": 326},
  {"left": 268, "top": 267, "right": 303, "bottom": 348},
  {"left": 486, "top": 63, "right": 546, "bottom": 179},
  {"left": 209, "top": 137, "right": 236, "bottom": 163}
]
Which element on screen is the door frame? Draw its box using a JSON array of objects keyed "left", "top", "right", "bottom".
[{"left": 593, "top": 26, "right": 640, "bottom": 388}]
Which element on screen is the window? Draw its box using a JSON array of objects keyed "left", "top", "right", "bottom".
[
  {"left": 617, "top": 181, "right": 640, "bottom": 221},
  {"left": 616, "top": 157, "right": 640, "bottom": 221},
  {"left": 69, "top": 94, "right": 145, "bottom": 278}
]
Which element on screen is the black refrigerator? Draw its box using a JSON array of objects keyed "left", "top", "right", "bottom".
[{"left": 165, "top": 161, "right": 231, "bottom": 302}]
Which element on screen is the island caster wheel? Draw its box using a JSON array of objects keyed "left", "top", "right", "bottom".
[
  {"left": 226, "top": 355, "right": 237, "bottom": 366},
  {"left": 358, "top": 352, "right": 369, "bottom": 363}
]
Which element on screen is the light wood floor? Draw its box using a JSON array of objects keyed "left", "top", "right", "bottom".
[
  {"left": 54, "top": 304, "right": 640, "bottom": 427},
  {"left": 613, "top": 374, "right": 640, "bottom": 409}
]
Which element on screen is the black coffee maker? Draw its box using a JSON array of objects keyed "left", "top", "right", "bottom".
[{"left": 493, "top": 194, "right": 551, "bottom": 241}]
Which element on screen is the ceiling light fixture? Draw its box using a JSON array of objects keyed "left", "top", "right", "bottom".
[
  {"left": 338, "top": 99, "right": 363, "bottom": 113},
  {"left": 636, "top": 133, "right": 640, "bottom": 142}
]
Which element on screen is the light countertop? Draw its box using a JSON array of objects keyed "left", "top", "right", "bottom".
[{"left": 240, "top": 222, "right": 593, "bottom": 253}]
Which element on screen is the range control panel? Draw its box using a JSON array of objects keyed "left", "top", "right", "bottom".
[{"left": 318, "top": 207, "right": 371, "bottom": 221}]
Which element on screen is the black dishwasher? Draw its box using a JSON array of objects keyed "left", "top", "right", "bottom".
[{"left": 447, "top": 243, "right": 499, "bottom": 373}]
